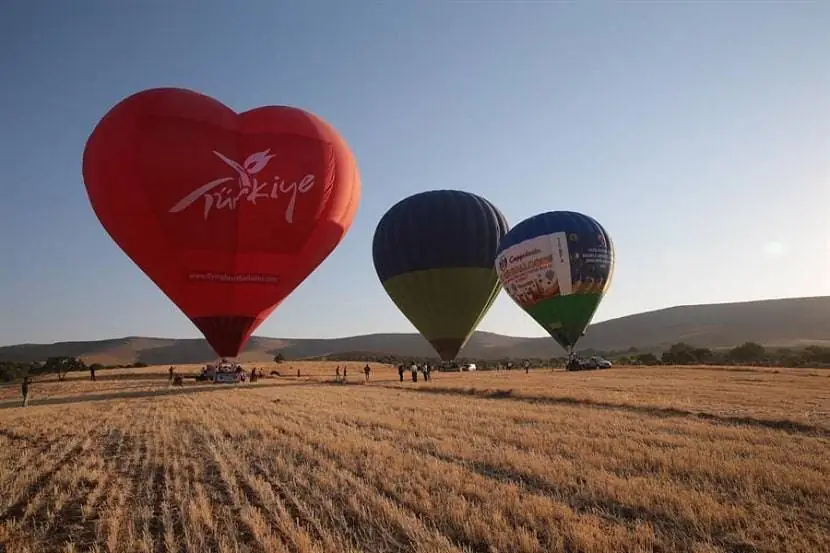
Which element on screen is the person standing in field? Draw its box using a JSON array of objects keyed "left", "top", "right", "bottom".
[
  {"left": 411, "top": 364, "right": 418, "bottom": 382},
  {"left": 89, "top": 364, "right": 96, "bottom": 381},
  {"left": 363, "top": 364, "right": 371, "bottom": 382},
  {"left": 21, "top": 376, "right": 30, "bottom": 407},
  {"left": 343, "top": 366, "right": 348, "bottom": 382},
  {"left": 169, "top": 366, "right": 175, "bottom": 382},
  {"left": 336, "top": 366, "right": 341, "bottom": 383},
  {"left": 398, "top": 364, "right": 405, "bottom": 382}
]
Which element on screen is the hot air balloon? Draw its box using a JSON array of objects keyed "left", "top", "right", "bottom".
[
  {"left": 82, "top": 87, "right": 360, "bottom": 358},
  {"left": 372, "top": 190, "right": 509, "bottom": 360},
  {"left": 495, "top": 211, "right": 614, "bottom": 353}
]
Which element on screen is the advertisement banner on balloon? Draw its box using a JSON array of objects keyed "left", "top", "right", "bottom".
[
  {"left": 496, "top": 232, "right": 570, "bottom": 309},
  {"left": 495, "top": 231, "right": 612, "bottom": 310},
  {"left": 569, "top": 232, "right": 614, "bottom": 295}
]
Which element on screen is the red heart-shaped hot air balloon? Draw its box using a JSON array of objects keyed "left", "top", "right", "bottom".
[{"left": 82, "top": 88, "right": 360, "bottom": 357}]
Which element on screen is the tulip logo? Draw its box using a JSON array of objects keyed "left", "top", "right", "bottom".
[{"left": 169, "top": 149, "right": 315, "bottom": 222}]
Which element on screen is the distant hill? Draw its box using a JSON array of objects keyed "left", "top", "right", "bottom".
[{"left": 2, "top": 296, "right": 829, "bottom": 365}]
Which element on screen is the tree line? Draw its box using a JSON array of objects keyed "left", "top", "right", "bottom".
[
  {"left": 0, "top": 357, "right": 148, "bottom": 383},
  {"left": 3, "top": 342, "right": 830, "bottom": 383},
  {"left": 615, "top": 341, "right": 830, "bottom": 368},
  {"left": 312, "top": 342, "right": 830, "bottom": 369}
]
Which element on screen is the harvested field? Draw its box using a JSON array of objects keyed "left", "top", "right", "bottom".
[{"left": 0, "top": 364, "right": 828, "bottom": 552}]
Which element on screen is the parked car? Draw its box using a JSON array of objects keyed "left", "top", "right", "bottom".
[
  {"left": 590, "top": 356, "right": 613, "bottom": 369},
  {"left": 566, "top": 355, "right": 612, "bottom": 371}
]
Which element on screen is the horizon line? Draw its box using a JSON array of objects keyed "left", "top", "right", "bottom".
[{"left": 3, "top": 294, "right": 825, "bottom": 348}]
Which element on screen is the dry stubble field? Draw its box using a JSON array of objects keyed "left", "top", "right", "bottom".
[{"left": 0, "top": 363, "right": 828, "bottom": 553}]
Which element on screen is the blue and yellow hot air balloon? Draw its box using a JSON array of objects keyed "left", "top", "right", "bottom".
[
  {"left": 372, "top": 190, "right": 509, "bottom": 360},
  {"left": 495, "top": 211, "right": 615, "bottom": 353}
]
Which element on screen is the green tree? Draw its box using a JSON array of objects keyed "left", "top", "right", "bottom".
[
  {"left": 634, "top": 353, "right": 660, "bottom": 365},
  {"left": 661, "top": 343, "right": 696, "bottom": 365},
  {"left": 727, "top": 342, "right": 766, "bottom": 364},
  {"left": 803, "top": 346, "right": 830, "bottom": 365},
  {"left": 692, "top": 347, "right": 714, "bottom": 363},
  {"left": 42, "top": 356, "right": 86, "bottom": 381},
  {"left": 661, "top": 343, "right": 714, "bottom": 365},
  {"left": 0, "top": 361, "right": 38, "bottom": 382}
]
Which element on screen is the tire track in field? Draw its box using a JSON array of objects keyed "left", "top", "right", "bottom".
[
  {"left": 140, "top": 400, "right": 194, "bottom": 553},
  {"left": 164, "top": 418, "right": 196, "bottom": 553},
  {"left": 68, "top": 426, "right": 125, "bottom": 551},
  {"left": 398, "top": 386, "right": 830, "bottom": 438},
  {"left": 274, "top": 403, "right": 670, "bottom": 553},
  {"left": 335, "top": 398, "right": 828, "bottom": 552},
  {"left": 257, "top": 395, "right": 489, "bottom": 552},
  {"left": 205, "top": 394, "right": 463, "bottom": 553},
  {"left": 146, "top": 403, "right": 172, "bottom": 553},
  {"left": 0, "top": 437, "right": 87, "bottom": 523},
  {"left": 111, "top": 400, "right": 169, "bottom": 552},
  {"left": 310, "top": 406, "right": 693, "bottom": 552},
  {"left": 263, "top": 408, "right": 485, "bottom": 553},
  {"left": 306, "top": 390, "right": 823, "bottom": 553},
  {"left": 185, "top": 407, "right": 274, "bottom": 553},
  {"left": 0, "top": 425, "right": 97, "bottom": 552},
  {"left": 171, "top": 418, "right": 223, "bottom": 553},
  {"left": 0, "top": 431, "right": 66, "bottom": 507},
  {"left": 39, "top": 435, "right": 109, "bottom": 552},
  {"left": 95, "top": 424, "right": 141, "bottom": 552},
  {"left": 157, "top": 408, "right": 189, "bottom": 553},
  {"left": 338, "top": 393, "right": 827, "bottom": 521},
  {"left": 186, "top": 399, "right": 323, "bottom": 553},
  {"left": 128, "top": 413, "right": 155, "bottom": 549},
  {"left": 249, "top": 453, "right": 408, "bottom": 553},
  {"left": 214, "top": 399, "right": 353, "bottom": 553},
  {"left": 231, "top": 470, "right": 305, "bottom": 553}
]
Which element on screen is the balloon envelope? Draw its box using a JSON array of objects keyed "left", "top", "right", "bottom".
[
  {"left": 495, "top": 211, "right": 614, "bottom": 352},
  {"left": 372, "top": 190, "right": 509, "bottom": 360},
  {"left": 83, "top": 88, "right": 360, "bottom": 357}
]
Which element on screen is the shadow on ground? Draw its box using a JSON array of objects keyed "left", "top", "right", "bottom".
[
  {"left": 0, "top": 377, "right": 385, "bottom": 410},
  {"left": 6, "top": 378, "right": 827, "bottom": 440},
  {"left": 0, "top": 381, "right": 307, "bottom": 410},
  {"left": 391, "top": 385, "right": 830, "bottom": 438}
]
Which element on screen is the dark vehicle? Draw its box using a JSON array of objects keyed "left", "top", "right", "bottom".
[{"left": 566, "top": 355, "right": 612, "bottom": 371}]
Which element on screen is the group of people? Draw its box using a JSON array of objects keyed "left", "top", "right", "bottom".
[
  {"left": 334, "top": 364, "right": 373, "bottom": 383},
  {"left": 397, "top": 362, "right": 432, "bottom": 382},
  {"left": 333, "top": 363, "right": 433, "bottom": 383},
  {"left": 15, "top": 359, "right": 439, "bottom": 408}
]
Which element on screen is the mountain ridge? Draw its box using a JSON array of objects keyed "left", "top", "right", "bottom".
[{"left": 2, "top": 296, "right": 829, "bottom": 364}]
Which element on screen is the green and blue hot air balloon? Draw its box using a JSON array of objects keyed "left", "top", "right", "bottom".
[
  {"left": 495, "top": 211, "right": 615, "bottom": 353},
  {"left": 372, "top": 190, "right": 510, "bottom": 360}
]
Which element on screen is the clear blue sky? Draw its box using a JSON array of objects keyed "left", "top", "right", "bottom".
[{"left": 1, "top": 2, "right": 828, "bottom": 346}]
